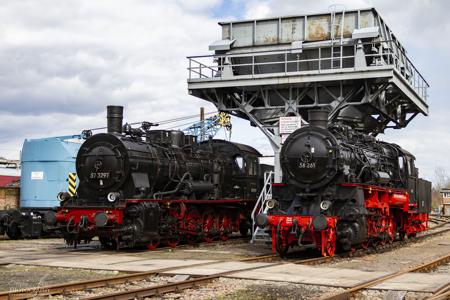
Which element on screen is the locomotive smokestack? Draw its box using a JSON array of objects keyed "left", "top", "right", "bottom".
[
  {"left": 107, "top": 106, "right": 123, "bottom": 134},
  {"left": 308, "top": 109, "right": 329, "bottom": 129}
]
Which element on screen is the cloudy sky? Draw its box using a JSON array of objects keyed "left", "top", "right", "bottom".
[{"left": 0, "top": 0, "right": 448, "bottom": 183}]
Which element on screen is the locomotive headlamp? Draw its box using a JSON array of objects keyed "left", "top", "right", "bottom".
[
  {"left": 107, "top": 192, "right": 121, "bottom": 203},
  {"left": 255, "top": 213, "right": 269, "bottom": 228},
  {"left": 320, "top": 200, "right": 332, "bottom": 211},
  {"left": 265, "top": 199, "right": 278, "bottom": 210}
]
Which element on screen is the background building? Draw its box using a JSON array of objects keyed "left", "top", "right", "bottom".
[{"left": 440, "top": 188, "right": 450, "bottom": 216}]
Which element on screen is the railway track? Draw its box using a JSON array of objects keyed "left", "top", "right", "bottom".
[
  {"left": 54, "top": 235, "right": 250, "bottom": 253},
  {"left": 0, "top": 253, "right": 279, "bottom": 300},
  {"left": 321, "top": 253, "right": 450, "bottom": 300},
  {"left": 288, "top": 220, "right": 450, "bottom": 265},
  {"left": 428, "top": 283, "right": 450, "bottom": 300},
  {"left": 1, "top": 222, "right": 449, "bottom": 300}
]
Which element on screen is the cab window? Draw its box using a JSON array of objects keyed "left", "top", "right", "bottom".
[
  {"left": 398, "top": 156, "right": 405, "bottom": 172},
  {"left": 234, "top": 155, "right": 245, "bottom": 174},
  {"left": 248, "top": 158, "right": 258, "bottom": 176}
]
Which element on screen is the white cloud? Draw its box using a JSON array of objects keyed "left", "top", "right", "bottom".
[
  {"left": 0, "top": 0, "right": 221, "bottom": 158},
  {"left": 243, "top": 1, "right": 271, "bottom": 19},
  {"left": 1, "top": 0, "right": 448, "bottom": 185},
  {"left": 176, "top": 0, "right": 221, "bottom": 12}
]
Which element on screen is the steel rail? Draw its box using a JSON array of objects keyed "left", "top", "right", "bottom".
[
  {"left": 295, "top": 223, "right": 450, "bottom": 266},
  {"left": 81, "top": 263, "right": 277, "bottom": 300},
  {"left": 321, "top": 253, "right": 450, "bottom": 300},
  {"left": 427, "top": 284, "right": 450, "bottom": 300},
  {"left": 152, "top": 236, "right": 249, "bottom": 252},
  {"left": 0, "top": 253, "right": 279, "bottom": 300},
  {"left": 2, "top": 223, "right": 449, "bottom": 299},
  {"left": 81, "top": 255, "right": 333, "bottom": 300},
  {"left": 81, "top": 248, "right": 450, "bottom": 300},
  {"left": 63, "top": 224, "right": 450, "bottom": 300}
]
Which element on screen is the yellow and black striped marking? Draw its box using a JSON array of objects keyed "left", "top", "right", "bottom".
[{"left": 68, "top": 173, "right": 77, "bottom": 196}]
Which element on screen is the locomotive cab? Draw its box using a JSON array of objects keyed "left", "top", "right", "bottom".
[{"left": 397, "top": 149, "right": 431, "bottom": 214}]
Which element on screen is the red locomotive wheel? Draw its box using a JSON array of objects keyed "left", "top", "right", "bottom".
[
  {"left": 387, "top": 219, "right": 395, "bottom": 243},
  {"left": 202, "top": 212, "right": 216, "bottom": 243},
  {"left": 361, "top": 241, "right": 369, "bottom": 250},
  {"left": 219, "top": 214, "right": 231, "bottom": 241},
  {"left": 185, "top": 207, "right": 201, "bottom": 237},
  {"left": 325, "top": 228, "right": 336, "bottom": 257},
  {"left": 167, "top": 236, "right": 180, "bottom": 248},
  {"left": 275, "top": 221, "right": 289, "bottom": 257},
  {"left": 146, "top": 239, "right": 160, "bottom": 251}
]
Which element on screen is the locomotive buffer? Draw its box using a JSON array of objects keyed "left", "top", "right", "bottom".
[{"left": 187, "top": 7, "right": 429, "bottom": 242}]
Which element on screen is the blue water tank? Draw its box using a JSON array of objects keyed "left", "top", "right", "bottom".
[{"left": 20, "top": 135, "right": 82, "bottom": 209}]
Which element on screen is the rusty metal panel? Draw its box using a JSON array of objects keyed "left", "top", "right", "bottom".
[
  {"left": 281, "top": 17, "right": 304, "bottom": 43},
  {"left": 333, "top": 12, "right": 358, "bottom": 38},
  {"left": 222, "top": 24, "right": 230, "bottom": 40},
  {"left": 255, "top": 19, "right": 279, "bottom": 45},
  {"left": 306, "top": 15, "right": 331, "bottom": 41},
  {"left": 219, "top": 9, "right": 390, "bottom": 47},
  {"left": 360, "top": 10, "right": 375, "bottom": 28},
  {"left": 232, "top": 22, "right": 253, "bottom": 47}
]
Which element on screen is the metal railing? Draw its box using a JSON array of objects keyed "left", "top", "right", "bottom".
[
  {"left": 251, "top": 171, "right": 274, "bottom": 242},
  {"left": 187, "top": 41, "right": 429, "bottom": 101}
]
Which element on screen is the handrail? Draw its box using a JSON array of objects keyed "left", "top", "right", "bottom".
[
  {"left": 251, "top": 171, "right": 274, "bottom": 241},
  {"left": 187, "top": 40, "right": 429, "bottom": 101},
  {"left": 251, "top": 171, "right": 274, "bottom": 218}
]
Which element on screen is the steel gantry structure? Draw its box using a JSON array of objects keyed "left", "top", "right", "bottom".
[{"left": 187, "top": 7, "right": 429, "bottom": 182}]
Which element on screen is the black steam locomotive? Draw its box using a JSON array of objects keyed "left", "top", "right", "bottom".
[
  {"left": 256, "top": 110, "right": 431, "bottom": 257},
  {"left": 48, "top": 106, "right": 267, "bottom": 249}
]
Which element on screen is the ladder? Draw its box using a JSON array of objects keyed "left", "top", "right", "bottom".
[
  {"left": 251, "top": 171, "right": 274, "bottom": 243},
  {"left": 330, "top": 5, "right": 346, "bottom": 69}
]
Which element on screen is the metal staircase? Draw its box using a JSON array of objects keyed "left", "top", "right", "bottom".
[{"left": 251, "top": 171, "right": 274, "bottom": 243}]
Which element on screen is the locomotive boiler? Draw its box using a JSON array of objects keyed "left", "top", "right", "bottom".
[
  {"left": 48, "top": 106, "right": 266, "bottom": 249},
  {"left": 256, "top": 110, "right": 431, "bottom": 257}
]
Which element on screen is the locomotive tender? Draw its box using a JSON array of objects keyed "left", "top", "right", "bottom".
[
  {"left": 256, "top": 110, "right": 431, "bottom": 257},
  {"left": 48, "top": 106, "right": 266, "bottom": 249}
]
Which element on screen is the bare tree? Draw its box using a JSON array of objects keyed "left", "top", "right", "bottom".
[
  {"left": 432, "top": 167, "right": 450, "bottom": 210},
  {"left": 434, "top": 167, "right": 450, "bottom": 190}
]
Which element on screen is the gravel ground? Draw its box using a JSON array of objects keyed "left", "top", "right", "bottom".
[
  {"left": 0, "top": 225, "right": 448, "bottom": 299},
  {"left": 0, "top": 264, "right": 119, "bottom": 292},
  {"left": 325, "top": 229, "right": 450, "bottom": 272},
  {"left": 351, "top": 290, "right": 432, "bottom": 300},
  {"left": 432, "top": 261, "right": 450, "bottom": 275},
  {"left": 38, "top": 275, "right": 169, "bottom": 299},
  {"left": 147, "top": 278, "right": 346, "bottom": 300},
  {"left": 0, "top": 236, "right": 274, "bottom": 262}
]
